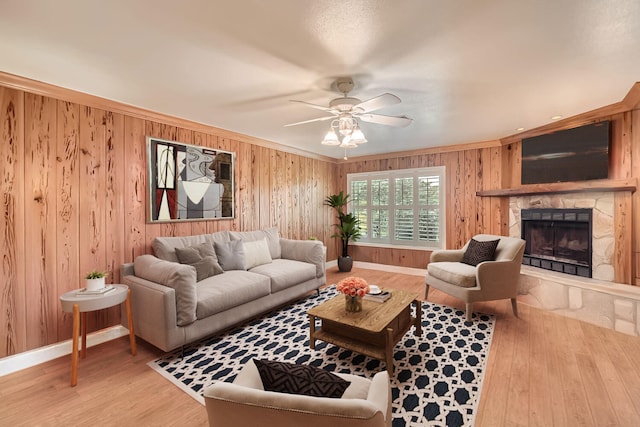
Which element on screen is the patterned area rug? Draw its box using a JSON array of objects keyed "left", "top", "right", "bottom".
[{"left": 149, "top": 286, "right": 495, "bottom": 427}]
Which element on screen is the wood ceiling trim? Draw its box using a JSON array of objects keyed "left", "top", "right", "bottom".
[{"left": 0, "top": 71, "right": 336, "bottom": 163}]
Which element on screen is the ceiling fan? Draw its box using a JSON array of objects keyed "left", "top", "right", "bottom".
[{"left": 285, "top": 77, "right": 412, "bottom": 157}]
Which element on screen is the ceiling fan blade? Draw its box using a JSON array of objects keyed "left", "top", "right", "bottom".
[
  {"left": 284, "top": 115, "right": 335, "bottom": 127},
  {"left": 353, "top": 93, "right": 401, "bottom": 113},
  {"left": 290, "top": 100, "right": 336, "bottom": 113},
  {"left": 358, "top": 113, "right": 413, "bottom": 127}
]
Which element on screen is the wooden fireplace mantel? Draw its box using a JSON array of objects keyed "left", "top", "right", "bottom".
[{"left": 476, "top": 178, "right": 637, "bottom": 197}]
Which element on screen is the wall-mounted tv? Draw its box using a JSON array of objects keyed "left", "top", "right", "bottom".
[{"left": 521, "top": 121, "right": 610, "bottom": 185}]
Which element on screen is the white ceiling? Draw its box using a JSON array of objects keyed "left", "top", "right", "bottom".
[{"left": 1, "top": 0, "right": 639, "bottom": 159}]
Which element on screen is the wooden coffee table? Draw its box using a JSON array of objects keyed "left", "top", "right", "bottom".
[{"left": 308, "top": 288, "right": 421, "bottom": 374}]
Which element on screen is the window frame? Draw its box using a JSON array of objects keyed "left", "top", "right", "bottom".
[{"left": 347, "top": 166, "right": 446, "bottom": 250}]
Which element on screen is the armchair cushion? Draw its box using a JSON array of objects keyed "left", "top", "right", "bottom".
[
  {"left": 254, "top": 359, "right": 350, "bottom": 399},
  {"left": 427, "top": 261, "right": 477, "bottom": 288},
  {"left": 461, "top": 238, "right": 499, "bottom": 266}
]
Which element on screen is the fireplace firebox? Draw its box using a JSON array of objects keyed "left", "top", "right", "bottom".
[{"left": 521, "top": 208, "right": 592, "bottom": 277}]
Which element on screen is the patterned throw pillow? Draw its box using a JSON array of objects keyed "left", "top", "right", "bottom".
[
  {"left": 254, "top": 359, "right": 350, "bottom": 398},
  {"left": 461, "top": 238, "right": 500, "bottom": 266},
  {"left": 174, "top": 243, "right": 223, "bottom": 281}
]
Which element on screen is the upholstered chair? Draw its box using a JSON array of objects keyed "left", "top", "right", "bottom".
[
  {"left": 204, "top": 359, "right": 392, "bottom": 427},
  {"left": 425, "top": 234, "right": 526, "bottom": 321}
]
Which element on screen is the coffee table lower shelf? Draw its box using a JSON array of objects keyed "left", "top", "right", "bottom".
[
  {"left": 309, "top": 301, "right": 420, "bottom": 374},
  {"left": 311, "top": 323, "right": 413, "bottom": 369}
]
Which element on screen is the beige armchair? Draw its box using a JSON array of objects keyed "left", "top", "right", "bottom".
[
  {"left": 204, "top": 359, "right": 392, "bottom": 427},
  {"left": 425, "top": 234, "right": 525, "bottom": 321}
]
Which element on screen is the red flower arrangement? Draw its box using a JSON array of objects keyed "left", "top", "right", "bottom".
[{"left": 336, "top": 276, "right": 370, "bottom": 298}]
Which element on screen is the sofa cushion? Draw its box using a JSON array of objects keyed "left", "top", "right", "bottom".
[
  {"left": 230, "top": 227, "right": 281, "bottom": 259},
  {"left": 249, "top": 259, "right": 316, "bottom": 293},
  {"left": 214, "top": 239, "right": 247, "bottom": 271},
  {"left": 195, "top": 271, "right": 271, "bottom": 318},
  {"left": 152, "top": 231, "right": 230, "bottom": 263},
  {"left": 175, "top": 242, "right": 223, "bottom": 281},
  {"left": 254, "top": 359, "right": 350, "bottom": 398},
  {"left": 133, "top": 254, "right": 197, "bottom": 326},
  {"left": 461, "top": 238, "right": 499, "bottom": 266},
  {"left": 243, "top": 238, "right": 273, "bottom": 269},
  {"left": 428, "top": 261, "right": 477, "bottom": 288}
]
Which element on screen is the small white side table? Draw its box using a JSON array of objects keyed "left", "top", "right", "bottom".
[{"left": 59, "top": 284, "right": 137, "bottom": 387}]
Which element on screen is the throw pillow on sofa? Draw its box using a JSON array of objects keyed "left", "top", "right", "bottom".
[
  {"left": 229, "top": 227, "right": 282, "bottom": 259},
  {"left": 243, "top": 238, "right": 273, "bottom": 269},
  {"left": 214, "top": 239, "right": 247, "bottom": 271},
  {"left": 175, "top": 242, "right": 223, "bottom": 281},
  {"left": 254, "top": 359, "right": 350, "bottom": 398}
]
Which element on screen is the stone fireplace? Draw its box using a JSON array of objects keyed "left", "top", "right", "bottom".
[
  {"left": 506, "top": 192, "right": 640, "bottom": 336},
  {"left": 521, "top": 208, "right": 592, "bottom": 278},
  {"left": 509, "top": 192, "right": 614, "bottom": 281}
]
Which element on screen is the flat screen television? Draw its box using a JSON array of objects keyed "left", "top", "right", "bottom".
[{"left": 521, "top": 121, "right": 610, "bottom": 185}]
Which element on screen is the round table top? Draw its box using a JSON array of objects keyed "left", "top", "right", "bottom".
[{"left": 59, "top": 284, "right": 128, "bottom": 313}]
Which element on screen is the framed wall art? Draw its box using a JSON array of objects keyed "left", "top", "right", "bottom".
[{"left": 147, "top": 136, "right": 235, "bottom": 222}]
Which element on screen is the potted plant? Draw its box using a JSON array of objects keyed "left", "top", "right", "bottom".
[
  {"left": 85, "top": 270, "right": 107, "bottom": 291},
  {"left": 325, "top": 191, "right": 362, "bottom": 272}
]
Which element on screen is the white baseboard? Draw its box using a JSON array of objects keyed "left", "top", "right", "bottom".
[
  {"left": 0, "top": 325, "right": 129, "bottom": 377},
  {"left": 354, "top": 261, "right": 427, "bottom": 277},
  {"left": 326, "top": 259, "right": 427, "bottom": 277}
]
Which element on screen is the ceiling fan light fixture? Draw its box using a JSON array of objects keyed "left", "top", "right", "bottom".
[
  {"left": 338, "top": 116, "right": 355, "bottom": 136},
  {"left": 350, "top": 125, "right": 367, "bottom": 144},
  {"left": 339, "top": 135, "right": 357, "bottom": 148},
  {"left": 287, "top": 76, "right": 411, "bottom": 158},
  {"left": 321, "top": 128, "right": 340, "bottom": 145}
]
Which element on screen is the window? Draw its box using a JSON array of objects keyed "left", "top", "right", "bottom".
[{"left": 347, "top": 167, "right": 445, "bottom": 249}]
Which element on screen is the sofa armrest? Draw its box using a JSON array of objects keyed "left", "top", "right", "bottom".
[
  {"left": 430, "top": 249, "right": 465, "bottom": 263},
  {"left": 122, "top": 274, "right": 178, "bottom": 331},
  {"left": 280, "top": 239, "right": 326, "bottom": 278},
  {"left": 133, "top": 254, "right": 198, "bottom": 326}
]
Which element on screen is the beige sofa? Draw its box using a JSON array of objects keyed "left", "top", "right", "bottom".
[
  {"left": 122, "top": 228, "right": 325, "bottom": 352},
  {"left": 204, "top": 359, "right": 392, "bottom": 427}
]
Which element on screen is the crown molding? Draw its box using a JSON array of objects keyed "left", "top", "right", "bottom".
[
  {"left": 0, "top": 71, "right": 336, "bottom": 163},
  {"left": 337, "top": 139, "right": 502, "bottom": 164},
  {"left": 501, "top": 82, "right": 640, "bottom": 146}
]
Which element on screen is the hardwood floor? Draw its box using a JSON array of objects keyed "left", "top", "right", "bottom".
[{"left": 2, "top": 266, "right": 640, "bottom": 426}]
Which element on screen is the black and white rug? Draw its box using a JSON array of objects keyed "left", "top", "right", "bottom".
[{"left": 149, "top": 286, "right": 495, "bottom": 427}]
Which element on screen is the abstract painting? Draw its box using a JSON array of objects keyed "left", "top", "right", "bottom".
[{"left": 147, "top": 137, "right": 234, "bottom": 222}]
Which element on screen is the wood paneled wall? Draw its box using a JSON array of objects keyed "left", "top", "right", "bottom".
[
  {"left": 337, "top": 100, "right": 639, "bottom": 283},
  {"left": 0, "top": 85, "right": 338, "bottom": 358},
  {"left": 2, "top": 75, "right": 638, "bottom": 358},
  {"left": 337, "top": 145, "right": 509, "bottom": 268}
]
